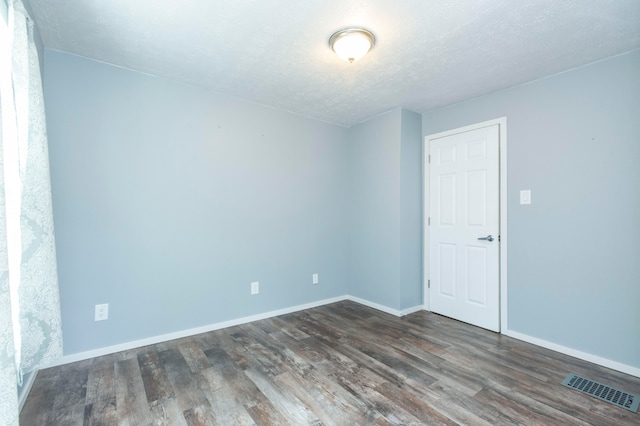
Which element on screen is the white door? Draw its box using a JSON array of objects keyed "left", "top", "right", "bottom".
[{"left": 428, "top": 124, "right": 500, "bottom": 331}]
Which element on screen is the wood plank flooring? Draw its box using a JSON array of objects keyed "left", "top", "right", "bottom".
[{"left": 21, "top": 301, "right": 640, "bottom": 425}]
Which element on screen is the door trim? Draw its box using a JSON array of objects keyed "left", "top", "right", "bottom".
[{"left": 423, "top": 117, "right": 508, "bottom": 332}]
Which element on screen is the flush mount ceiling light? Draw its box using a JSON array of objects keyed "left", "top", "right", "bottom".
[{"left": 329, "top": 28, "right": 375, "bottom": 63}]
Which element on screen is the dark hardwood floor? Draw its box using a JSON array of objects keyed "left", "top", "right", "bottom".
[{"left": 21, "top": 301, "right": 640, "bottom": 425}]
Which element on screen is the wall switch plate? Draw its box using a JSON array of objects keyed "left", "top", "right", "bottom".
[
  {"left": 312, "top": 273, "right": 319, "bottom": 285},
  {"left": 95, "top": 303, "right": 109, "bottom": 321},
  {"left": 520, "top": 189, "right": 532, "bottom": 205},
  {"left": 251, "top": 281, "right": 259, "bottom": 295}
]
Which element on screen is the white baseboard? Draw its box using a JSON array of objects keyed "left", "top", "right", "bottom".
[
  {"left": 344, "top": 295, "right": 403, "bottom": 317},
  {"left": 343, "top": 297, "right": 424, "bottom": 317},
  {"left": 49, "top": 295, "right": 349, "bottom": 367},
  {"left": 504, "top": 329, "right": 640, "bottom": 378},
  {"left": 346, "top": 296, "right": 425, "bottom": 317},
  {"left": 400, "top": 305, "right": 426, "bottom": 316},
  {"left": 47, "top": 296, "right": 639, "bottom": 380}
]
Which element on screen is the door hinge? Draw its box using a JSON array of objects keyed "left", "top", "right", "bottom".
[
  {"left": 428, "top": 279, "right": 431, "bottom": 289},
  {"left": 498, "top": 235, "right": 501, "bottom": 242},
  {"left": 428, "top": 217, "right": 430, "bottom": 226},
  {"left": 428, "top": 154, "right": 431, "bottom": 163}
]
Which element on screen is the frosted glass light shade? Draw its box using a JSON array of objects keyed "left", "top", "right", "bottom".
[{"left": 329, "top": 28, "right": 375, "bottom": 63}]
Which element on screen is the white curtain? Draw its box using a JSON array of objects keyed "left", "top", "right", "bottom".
[{"left": 0, "top": 0, "right": 63, "bottom": 424}]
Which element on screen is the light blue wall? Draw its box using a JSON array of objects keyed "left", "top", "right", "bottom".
[
  {"left": 348, "top": 110, "right": 402, "bottom": 308},
  {"left": 399, "top": 110, "right": 423, "bottom": 310},
  {"left": 422, "top": 49, "right": 640, "bottom": 368},
  {"left": 44, "top": 50, "right": 351, "bottom": 354},
  {"left": 46, "top": 42, "right": 638, "bottom": 369},
  {"left": 347, "top": 109, "right": 423, "bottom": 311}
]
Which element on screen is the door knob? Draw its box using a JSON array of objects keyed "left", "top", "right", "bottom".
[{"left": 478, "top": 235, "right": 494, "bottom": 242}]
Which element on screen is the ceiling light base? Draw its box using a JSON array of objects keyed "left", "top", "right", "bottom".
[{"left": 329, "top": 28, "right": 375, "bottom": 63}]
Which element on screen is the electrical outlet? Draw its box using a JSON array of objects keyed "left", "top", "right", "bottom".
[
  {"left": 251, "top": 281, "right": 259, "bottom": 295},
  {"left": 312, "top": 273, "right": 319, "bottom": 285},
  {"left": 94, "top": 303, "right": 109, "bottom": 321}
]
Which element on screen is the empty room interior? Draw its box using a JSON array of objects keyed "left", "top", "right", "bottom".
[{"left": 2, "top": 0, "right": 640, "bottom": 424}]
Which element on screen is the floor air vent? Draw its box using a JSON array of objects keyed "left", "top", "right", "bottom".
[{"left": 562, "top": 373, "right": 639, "bottom": 413}]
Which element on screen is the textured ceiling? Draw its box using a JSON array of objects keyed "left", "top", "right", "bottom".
[{"left": 26, "top": 0, "right": 640, "bottom": 126}]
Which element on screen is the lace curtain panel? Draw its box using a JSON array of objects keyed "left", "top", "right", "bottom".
[{"left": 1, "top": 1, "right": 64, "bottom": 424}]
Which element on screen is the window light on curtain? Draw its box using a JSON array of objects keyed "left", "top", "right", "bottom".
[{"left": 0, "top": 0, "right": 63, "bottom": 424}]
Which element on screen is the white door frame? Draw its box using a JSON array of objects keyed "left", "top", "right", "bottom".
[{"left": 423, "top": 117, "right": 508, "bottom": 332}]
